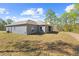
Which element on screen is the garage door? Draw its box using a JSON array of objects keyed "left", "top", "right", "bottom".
[{"left": 14, "top": 26, "right": 27, "bottom": 34}]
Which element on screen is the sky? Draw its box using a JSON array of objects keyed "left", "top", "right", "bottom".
[{"left": 0, "top": 3, "right": 73, "bottom": 21}]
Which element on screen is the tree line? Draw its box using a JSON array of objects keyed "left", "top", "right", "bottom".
[
  {"left": 45, "top": 4, "right": 79, "bottom": 32},
  {"left": 0, "top": 18, "right": 13, "bottom": 31}
]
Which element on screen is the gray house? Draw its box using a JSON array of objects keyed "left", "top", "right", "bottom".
[{"left": 6, "top": 20, "right": 53, "bottom": 35}]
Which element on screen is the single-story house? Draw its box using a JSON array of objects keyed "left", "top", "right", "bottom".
[{"left": 5, "top": 20, "right": 53, "bottom": 35}]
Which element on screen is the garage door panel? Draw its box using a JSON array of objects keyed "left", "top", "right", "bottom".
[{"left": 14, "top": 26, "right": 27, "bottom": 34}]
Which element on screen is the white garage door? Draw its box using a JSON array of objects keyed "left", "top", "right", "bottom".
[{"left": 13, "top": 26, "right": 27, "bottom": 34}]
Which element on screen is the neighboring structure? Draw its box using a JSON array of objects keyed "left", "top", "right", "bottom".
[{"left": 5, "top": 20, "right": 53, "bottom": 35}]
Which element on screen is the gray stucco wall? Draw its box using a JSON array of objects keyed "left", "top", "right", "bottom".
[
  {"left": 6, "top": 25, "right": 27, "bottom": 34},
  {"left": 27, "top": 24, "right": 38, "bottom": 34},
  {"left": 37, "top": 25, "right": 45, "bottom": 33},
  {"left": 45, "top": 26, "right": 49, "bottom": 33},
  {"left": 6, "top": 25, "right": 53, "bottom": 35},
  {"left": 26, "top": 25, "right": 47, "bottom": 34}
]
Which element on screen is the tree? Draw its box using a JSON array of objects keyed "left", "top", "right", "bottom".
[
  {"left": 74, "top": 4, "right": 79, "bottom": 11},
  {"left": 60, "top": 12, "right": 76, "bottom": 31},
  {"left": 6, "top": 19, "right": 13, "bottom": 24},
  {"left": 60, "top": 12, "right": 69, "bottom": 31},
  {"left": 0, "top": 18, "right": 13, "bottom": 31},
  {"left": 45, "top": 9, "right": 58, "bottom": 26},
  {"left": 60, "top": 3, "right": 79, "bottom": 32},
  {"left": 0, "top": 18, "right": 7, "bottom": 30},
  {"left": 73, "top": 4, "right": 79, "bottom": 32},
  {"left": 67, "top": 4, "right": 79, "bottom": 32}
]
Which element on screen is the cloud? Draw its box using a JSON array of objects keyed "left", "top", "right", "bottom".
[
  {"left": 3, "top": 8, "right": 44, "bottom": 22},
  {"left": 0, "top": 8, "right": 9, "bottom": 14},
  {"left": 5, "top": 16, "right": 17, "bottom": 21},
  {"left": 65, "top": 4, "right": 75, "bottom": 13},
  {"left": 20, "top": 8, "right": 44, "bottom": 21},
  {"left": 18, "top": 17, "right": 44, "bottom": 22},
  {"left": 20, "top": 8, "right": 44, "bottom": 16},
  {"left": 5, "top": 16, "right": 10, "bottom": 19},
  {"left": 36, "top": 8, "right": 43, "bottom": 15},
  {"left": 4, "top": 15, "right": 45, "bottom": 22},
  {"left": 20, "top": 8, "right": 35, "bottom": 16}
]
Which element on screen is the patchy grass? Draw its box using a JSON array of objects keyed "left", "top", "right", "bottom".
[{"left": 0, "top": 31, "right": 79, "bottom": 56}]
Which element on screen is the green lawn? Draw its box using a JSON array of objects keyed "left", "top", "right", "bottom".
[{"left": 0, "top": 31, "right": 79, "bottom": 56}]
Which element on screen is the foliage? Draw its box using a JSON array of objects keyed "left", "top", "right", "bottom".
[
  {"left": 0, "top": 18, "right": 7, "bottom": 30},
  {"left": 6, "top": 19, "right": 14, "bottom": 24},
  {"left": 59, "top": 4, "right": 79, "bottom": 32},
  {"left": 44, "top": 4, "right": 79, "bottom": 32},
  {"left": 45, "top": 9, "right": 58, "bottom": 26},
  {"left": 0, "top": 18, "right": 13, "bottom": 31}
]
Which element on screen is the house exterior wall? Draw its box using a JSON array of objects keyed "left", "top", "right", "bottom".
[
  {"left": 45, "top": 26, "right": 49, "bottom": 33},
  {"left": 42, "top": 26, "right": 46, "bottom": 32},
  {"left": 45, "top": 26, "right": 53, "bottom": 33},
  {"left": 37, "top": 25, "right": 46, "bottom": 33},
  {"left": 27, "top": 24, "right": 38, "bottom": 34},
  {"left": 6, "top": 25, "right": 27, "bottom": 34},
  {"left": 36, "top": 25, "right": 53, "bottom": 33},
  {"left": 6, "top": 25, "right": 53, "bottom": 35},
  {"left": 6, "top": 26, "right": 12, "bottom": 32},
  {"left": 11, "top": 26, "right": 15, "bottom": 32}
]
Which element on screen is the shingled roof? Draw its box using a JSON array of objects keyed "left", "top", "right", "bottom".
[{"left": 6, "top": 20, "right": 50, "bottom": 26}]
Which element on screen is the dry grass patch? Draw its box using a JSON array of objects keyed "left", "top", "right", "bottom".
[{"left": 0, "top": 31, "right": 79, "bottom": 56}]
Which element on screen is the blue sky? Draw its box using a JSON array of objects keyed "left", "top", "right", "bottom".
[{"left": 0, "top": 3, "right": 73, "bottom": 21}]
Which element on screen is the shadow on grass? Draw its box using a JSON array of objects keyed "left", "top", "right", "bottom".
[
  {"left": 30, "top": 33, "right": 44, "bottom": 35},
  {"left": 47, "top": 31, "right": 59, "bottom": 34},
  {"left": 52, "top": 31, "right": 59, "bottom": 34},
  {"left": 30, "top": 31, "right": 59, "bottom": 35}
]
